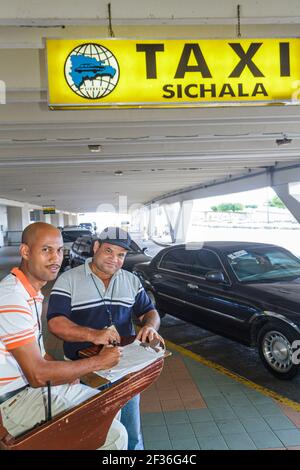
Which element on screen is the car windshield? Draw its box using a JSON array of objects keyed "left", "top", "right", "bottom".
[
  {"left": 62, "top": 230, "right": 91, "bottom": 242},
  {"left": 227, "top": 247, "right": 300, "bottom": 283}
]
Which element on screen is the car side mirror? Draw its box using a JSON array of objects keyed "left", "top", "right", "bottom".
[
  {"left": 142, "top": 247, "right": 149, "bottom": 254},
  {"left": 205, "top": 270, "right": 226, "bottom": 283}
]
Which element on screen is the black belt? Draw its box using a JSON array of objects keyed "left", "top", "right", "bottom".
[{"left": 0, "top": 385, "right": 28, "bottom": 405}]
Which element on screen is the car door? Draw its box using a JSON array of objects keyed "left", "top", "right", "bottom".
[
  {"left": 149, "top": 247, "right": 195, "bottom": 320},
  {"left": 183, "top": 248, "right": 258, "bottom": 342}
]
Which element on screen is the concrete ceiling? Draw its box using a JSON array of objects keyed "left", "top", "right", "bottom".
[{"left": 1, "top": 0, "right": 300, "bottom": 213}]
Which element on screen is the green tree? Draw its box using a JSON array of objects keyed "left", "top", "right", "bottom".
[
  {"left": 210, "top": 203, "right": 244, "bottom": 212},
  {"left": 267, "top": 196, "right": 285, "bottom": 209}
]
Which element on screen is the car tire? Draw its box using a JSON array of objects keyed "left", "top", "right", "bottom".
[
  {"left": 146, "top": 290, "right": 165, "bottom": 319},
  {"left": 257, "top": 323, "right": 300, "bottom": 380}
]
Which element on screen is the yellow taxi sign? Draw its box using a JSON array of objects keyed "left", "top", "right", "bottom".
[{"left": 46, "top": 38, "right": 300, "bottom": 109}]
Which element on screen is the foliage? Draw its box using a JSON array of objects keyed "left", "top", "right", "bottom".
[{"left": 211, "top": 203, "right": 244, "bottom": 212}]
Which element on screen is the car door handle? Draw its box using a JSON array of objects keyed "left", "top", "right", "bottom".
[
  {"left": 153, "top": 274, "right": 162, "bottom": 279},
  {"left": 187, "top": 283, "right": 199, "bottom": 290}
]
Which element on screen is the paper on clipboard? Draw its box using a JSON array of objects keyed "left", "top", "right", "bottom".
[{"left": 94, "top": 339, "right": 165, "bottom": 382}]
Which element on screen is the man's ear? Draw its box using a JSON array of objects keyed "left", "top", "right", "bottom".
[
  {"left": 20, "top": 243, "right": 30, "bottom": 260},
  {"left": 93, "top": 240, "right": 100, "bottom": 254}
]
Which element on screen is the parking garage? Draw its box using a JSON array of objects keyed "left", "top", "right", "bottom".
[{"left": 1, "top": 0, "right": 300, "bottom": 452}]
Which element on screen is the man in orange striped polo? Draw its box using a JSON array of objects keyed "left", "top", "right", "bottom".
[{"left": 0, "top": 222, "right": 127, "bottom": 449}]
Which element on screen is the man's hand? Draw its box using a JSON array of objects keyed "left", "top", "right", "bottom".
[
  {"left": 94, "top": 345, "right": 122, "bottom": 370},
  {"left": 90, "top": 328, "right": 121, "bottom": 346},
  {"left": 136, "top": 325, "right": 165, "bottom": 347}
]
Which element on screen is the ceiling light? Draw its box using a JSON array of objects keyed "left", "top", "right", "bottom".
[{"left": 88, "top": 144, "right": 102, "bottom": 153}]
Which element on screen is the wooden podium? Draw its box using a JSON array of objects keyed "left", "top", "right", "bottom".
[{"left": 0, "top": 338, "right": 165, "bottom": 450}]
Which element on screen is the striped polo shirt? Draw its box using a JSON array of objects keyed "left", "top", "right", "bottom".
[
  {"left": 47, "top": 258, "right": 154, "bottom": 360},
  {"left": 0, "top": 268, "right": 44, "bottom": 395}
]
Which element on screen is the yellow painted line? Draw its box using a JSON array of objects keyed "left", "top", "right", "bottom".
[{"left": 165, "top": 338, "right": 300, "bottom": 413}]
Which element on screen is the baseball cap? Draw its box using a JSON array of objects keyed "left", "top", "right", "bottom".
[{"left": 98, "top": 226, "right": 132, "bottom": 250}]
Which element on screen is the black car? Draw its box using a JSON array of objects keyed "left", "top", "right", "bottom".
[
  {"left": 69, "top": 235, "right": 151, "bottom": 272},
  {"left": 133, "top": 241, "right": 300, "bottom": 380}
]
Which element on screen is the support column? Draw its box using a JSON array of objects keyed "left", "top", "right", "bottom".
[
  {"left": 0, "top": 205, "right": 7, "bottom": 247},
  {"left": 273, "top": 183, "right": 300, "bottom": 224},
  {"left": 50, "top": 213, "right": 64, "bottom": 227},
  {"left": 7, "top": 206, "right": 30, "bottom": 231},
  {"left": 163, "top": 201, "right": 193, "bottom": 243}
]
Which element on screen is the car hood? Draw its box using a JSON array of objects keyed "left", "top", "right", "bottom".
[{"left": 243, "top": 278, "right": 300, "bottom": 316}]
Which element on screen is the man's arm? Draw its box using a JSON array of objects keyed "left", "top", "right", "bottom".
[
  {"left": 136, "top": 309, "right": 164, "bottom": 345},
  {"left": 11, "top": 339, "right": 122, "bottom": 387},
  {"left": 48, "top": 316, "right": 120, "bottom": 346}
]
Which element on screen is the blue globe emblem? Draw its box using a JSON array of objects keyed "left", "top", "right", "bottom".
[{"left": 64, "top": 43, "right": 119, "bottom": 99}]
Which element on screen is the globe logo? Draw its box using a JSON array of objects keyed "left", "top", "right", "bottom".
[{"left": 64, "top": 43, "right": 119, "bottom": 99}]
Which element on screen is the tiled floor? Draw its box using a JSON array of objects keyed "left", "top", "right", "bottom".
[{"left": 140, "top": 349, "right": 300, "bottom": 450}]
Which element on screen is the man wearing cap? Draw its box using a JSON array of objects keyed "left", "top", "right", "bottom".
[{"left": 47, "top": 227, "right": 163, "bottom": 450}]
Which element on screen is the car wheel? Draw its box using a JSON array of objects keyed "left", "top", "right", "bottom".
[
  {"left": 257, "top": 323, "right": 300, "bottom": 380},
  {"left": 146, "top": 290, "right": 165, "bottom": 319}
]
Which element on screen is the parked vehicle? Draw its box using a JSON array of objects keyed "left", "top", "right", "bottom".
[
  {"left": 133, "top": 241, "right": 300, "bottom": 380},
  {"left": 61, "top": 227, "right": 92, "bottom": 270},
  {"left": 69, "top": 234, "right": 151, "bottom": 272}
]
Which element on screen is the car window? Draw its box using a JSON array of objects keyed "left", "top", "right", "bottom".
[
  {"left": 191, "top": 249, "right": 223, "bottom": 277},
  {"left": 78, "top": 240, "right": 92, "bottom": 255},
  {"left": 227, "top": 247, "right": 300, "bottom": 282},
  {"left": 160, "top": 247, "right": 224, "bottom": 277},
  {"left": 160, "top": 248, "right": 192, "bottom": 274}
]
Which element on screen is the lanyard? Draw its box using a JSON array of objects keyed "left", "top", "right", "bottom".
[
  {"left": 33, "top": 298, "right": 43, "bottom": 352},
  {"left": 90, "top": 274, "right": 116, "bottom": 327}
]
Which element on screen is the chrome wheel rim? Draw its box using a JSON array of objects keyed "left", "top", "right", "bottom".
[{"left": 262, "top": 330, "right": 293, "bottom": 373}]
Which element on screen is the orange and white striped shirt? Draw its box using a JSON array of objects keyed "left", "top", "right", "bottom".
[{"left": 0, "top": 268, "right": 44, "bottom": 395}]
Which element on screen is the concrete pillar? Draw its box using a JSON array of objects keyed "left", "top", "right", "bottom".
[
  {"left": 50, "top": 213, "right": 64, "bottom": 227},
  {"left": 0, "top": 205, "right": 7, "bottom": 247},
  {"left": 69, "top": 214, "right": 78, "bottom": 225},
  {"left": 273, "top": 183, "right": 300, "bottom": 224},
  {"left": 63, "top": 214, "right": 69, "bottom": 226},
  {"left": 7, "top": 205, "right": 30, "bottom": 231},
  {"left": 163, "top": 201, "right": 193, "bottom": 243}
]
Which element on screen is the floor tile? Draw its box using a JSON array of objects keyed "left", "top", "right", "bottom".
[
  {"left": 191, "top": 421, "right": 221, "bottom": 437},
  {"left": 223, "top": 432, "right": 257, "bottom": 450},
  {"left": 142, "top": 425, "right": 169, "bottom": 441},
  {"left": 197, "top": 435, "right": 229, "bottom": 450},
  {"left": 167, "top": 423, "right": 195, "bottom": 441},
  {"left": 160, "top": 399, "right": 184, "bottom": 412},
  {"left": 254, "top": 403, "right": 284, "bottom": 416},
  {"left": 144, "top": 439, "right": 173, "bottom": 450},
  {"left": 210, "top": 406, "right": 237, "bottom": 420},
  {"left": 142, "top": 412, "right": 166, "bottom": 426},
  {"left": 217, "top": 418, "right": 246, "bottom": 435},
  {"left": 264, "top": 414, "right": 296, "bottom": 431},
  {"left": 240, "top": 417, "right": 272, "bottom": 433},
  {"left": 274, "top": 429, "right": 300, "bottom": 446},
  {"left": 171, "top": 438, "right": 200, "bottom": 450},
  {"left": 248, "top": 430, "right": 284, "bottom": 449},
  {"left": 232, "top": 404, "right": 262, "bottom": 419},
  {"left": 163, "top": 410, "right": 190, "bottom": 425},
  {"left": 186, "top": 408, "right": 214, "bottom": 423}
]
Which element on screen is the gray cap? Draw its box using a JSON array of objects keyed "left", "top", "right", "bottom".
[{"left": 98, "top": 226, "right": 132, "bottom": 250}]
